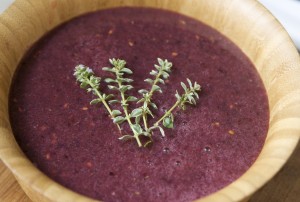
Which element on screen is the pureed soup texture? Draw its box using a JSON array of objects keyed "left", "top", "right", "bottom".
[{"left": 9, "top": 7, "right": 269, "bottom": 202}]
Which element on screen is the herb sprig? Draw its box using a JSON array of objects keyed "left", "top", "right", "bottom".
[
  {"left": 103, "top": 59, "right": 143, "bottom": 147},
  {"left": 74, "top": 58, "right": 201, "bottom": 147},
  {"left": 137, "top": 59, "right": 172, "bottom": 130},
  {"left": 74, "top": 65, "right": 121, "bottom": 131}
]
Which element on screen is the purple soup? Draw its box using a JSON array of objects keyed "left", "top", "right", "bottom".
[{"left": 9, "top": 7, "right": 269, "bottom": 202}]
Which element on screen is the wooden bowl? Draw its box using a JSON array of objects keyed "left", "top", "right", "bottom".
[{"left": 0, "top": 0, "right": 299, "bottom": 201}]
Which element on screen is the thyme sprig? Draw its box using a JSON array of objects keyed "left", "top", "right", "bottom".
[
  {"left": 74, "top": 58, "right": 201, "bottom": 147},
  {"left": 102, "top": 59, "right": 143, "bottom": 147},
  {"left": 137, "top": 58, "right": 172, "bottom": 131},
  {"left": 73, "top": 65, "right": 121, "bottom": 131},
  {"left": 154, "top": 79, "right": 201, "bottom": 127}
]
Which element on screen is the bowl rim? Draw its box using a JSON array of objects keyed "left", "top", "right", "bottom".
[{"left": 0, "top": 0, "right": 300, "bottom": 202}]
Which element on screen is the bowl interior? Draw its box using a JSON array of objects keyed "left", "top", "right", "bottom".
[{"left": 0, "top": 0, "right": 300, "bottom": 202}]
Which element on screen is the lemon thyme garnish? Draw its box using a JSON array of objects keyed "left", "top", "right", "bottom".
[{"left": 74, "top": 58, "right": 201, "bottom": 147}]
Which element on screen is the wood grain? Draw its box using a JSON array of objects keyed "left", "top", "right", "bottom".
[
  {"left": 0, "top": 161, "right": 31, "bottom": 202},
  {"left": 0, "top": 0, "right": 300, "bottom": 202},
  {"left": 250, "top": 141, "right": 300, "bottom": 202}
]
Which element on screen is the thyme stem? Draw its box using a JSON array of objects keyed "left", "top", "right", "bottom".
[
  {"left": 141, "top": 69, "right": 162, "bottom": 129},
  {"left": 116, "top": 71, "right": 142, "bottom": 147},
  {"left": 148, "top": 70, "right": 162, "bottom": 97},
  {"left": 154, "top": 100, "right": 180, "bottom": 126},
  {"left": 143, "top": 114, "right": 148, "bottom": 130},
  {"left": 87, "top": 80, "right": 121, "bottom": 131}
]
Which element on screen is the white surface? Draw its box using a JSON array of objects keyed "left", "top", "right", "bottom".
[
  {"left": 259, "top": 0, "right": 300, "bottom": 50},
  {"left": 0, "top": 0, "right": 299, "bottom": 49},
  {"left": 0, "top": 0, "right": 14, "bottom": 14}
]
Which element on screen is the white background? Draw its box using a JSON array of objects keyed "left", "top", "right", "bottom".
[
  {"left": 0, "top": 0, "right": 299, "bottom": 49},
  {"left": 0, "top": 0, "right": 13, "bottom": 14}
]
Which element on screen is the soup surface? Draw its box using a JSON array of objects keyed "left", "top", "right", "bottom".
[{"left": 9, "top": 7, "right": 269, "bottom": 202}]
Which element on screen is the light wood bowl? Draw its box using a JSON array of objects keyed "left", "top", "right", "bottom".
[{"left": 0, "top": 0, "right": 300, "bottom": 201}]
